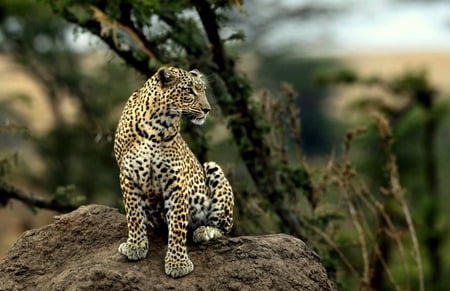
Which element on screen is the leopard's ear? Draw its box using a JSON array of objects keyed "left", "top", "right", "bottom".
[{"left": 158, "top": 67, "right": 177, "bottom": 87}]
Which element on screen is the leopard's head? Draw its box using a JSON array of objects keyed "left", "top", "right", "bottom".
[{"left": 158, "top": 66, "right": 211, "bottom": 125}]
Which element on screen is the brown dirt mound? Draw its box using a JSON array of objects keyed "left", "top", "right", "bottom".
[{"left": 0, "top": 204, "right": 336, "bottom": 290}]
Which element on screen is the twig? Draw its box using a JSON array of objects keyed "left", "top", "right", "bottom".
[
  {"left": 305, "top": 222, "right": 360, "bottom": 279},
  {"left": 369, "top": 231, "right": 403, "bottom": 291},
  {"left": 90, "top": 5, "right": 157, "bottom": 60},
  {"left": 0, "top": 182, "right": 76, "bottom": 213},
  {"left": 281, "top": 82, "right": 304, "bottom": 163},
  {"left": 374, "top": 113, "right": 424, "bottom": 291},
  {"left": 346, "top": 192, "right": 370, "bottom": 284},
  {"left": 340, "top": 129, "right": 371, "bottom": 284}
]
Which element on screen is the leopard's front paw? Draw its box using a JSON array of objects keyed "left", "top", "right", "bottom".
[
  {"left": 193, "top": 226, "right": 223, "bottom": 243},
  {"left": 118, "top": 240, "right": 148, "bottom": 261},
  {"left": 164, "top": 253, "right": 194, "bottom": 278}
]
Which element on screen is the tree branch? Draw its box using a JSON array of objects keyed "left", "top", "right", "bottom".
[
  {"left": 0, "top": 182, "right": 76, "bottom": 213},
  {"left": 193, "top": 0, "right": 312, "bottom": 239},
  {"left": 192, "top": 0, "right": 227, "bottom": 71},
  {"left": 53, "top": 4, "right": 153, "bottom": 77},
  {"left": 90, "top": 5, "right": 158, "bottom": 61},
  {"left": 84, "top": 19, "right": 154, "bottom": 77}
]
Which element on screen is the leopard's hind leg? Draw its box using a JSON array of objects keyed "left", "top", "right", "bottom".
[{"left": 193, "top": 162, "right": 234, "bottom": 243}]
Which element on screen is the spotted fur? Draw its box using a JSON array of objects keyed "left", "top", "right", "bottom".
[{"left": 114, "top": 66, "right": 234, "bottom": 278}]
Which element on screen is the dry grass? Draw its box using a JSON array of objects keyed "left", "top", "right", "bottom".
[{"left": 255, "top": 83, "right": 424, "bottom": 290}]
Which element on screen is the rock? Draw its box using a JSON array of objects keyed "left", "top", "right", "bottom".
[{"left": 0, "top": 205, "right": 336, "bottom": 290}]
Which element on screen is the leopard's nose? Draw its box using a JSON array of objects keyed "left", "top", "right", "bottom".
[{"left": 202, "top": 107, "right": 210, "bottom": 114}]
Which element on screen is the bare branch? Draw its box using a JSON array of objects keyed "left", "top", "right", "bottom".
[
  {"left": 0, "top": 182, "right": 76, "bottom": 213},
  {"left": 90, "top": 5, "right": 158, "bottom": 61}
]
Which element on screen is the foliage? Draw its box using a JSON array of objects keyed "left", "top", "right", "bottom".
[
  {"left": 254, "top": 53, "right": 344, "bottom": 155},
  {"left": 1, "top": 0, "right": 449, "bottom": 290},
  {"left": 0, "top": 0, "right": 141, "bottom": 207},
  {"left": 252, "top": 84, "right": 424, "bottom": 290},
  {"left": 317, "top": 66, "right": 448, "bottom": 289}
]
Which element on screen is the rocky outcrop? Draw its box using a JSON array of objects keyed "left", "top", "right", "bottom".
[{"left": 0, "top": 204, "right": 336, "bottom": 290}]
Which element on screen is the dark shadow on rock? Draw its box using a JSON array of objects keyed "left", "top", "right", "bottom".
[{"left": 0, "top": 204, "right": 336, "bottom": 290}]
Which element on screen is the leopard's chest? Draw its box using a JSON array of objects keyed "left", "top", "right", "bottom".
[{"left": 143, "top": 135, "right": 207, "bottom": 194}]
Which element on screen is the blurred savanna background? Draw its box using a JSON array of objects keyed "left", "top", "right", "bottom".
[{"left": 1, "top": 0, "right": 449, "bottom": 290}]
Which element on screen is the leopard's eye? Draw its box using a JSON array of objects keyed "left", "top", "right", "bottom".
[
  {"left": 182, "top": 95, "right": 194, "bottom": 102},
  {"left": 182, "top": 88, "right": 195, "bottom": 103},
  {"left": 190, "top": 69, "right": 200, "bottom": 77}
]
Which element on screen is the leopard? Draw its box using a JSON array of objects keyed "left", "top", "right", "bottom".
[{"left": 113, "top": 66, "right": 234, "bottom": 278}]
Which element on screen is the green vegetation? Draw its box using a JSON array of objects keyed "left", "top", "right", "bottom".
[{"left": 0, "top": 0, "right": 449, "bottom": 290}]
